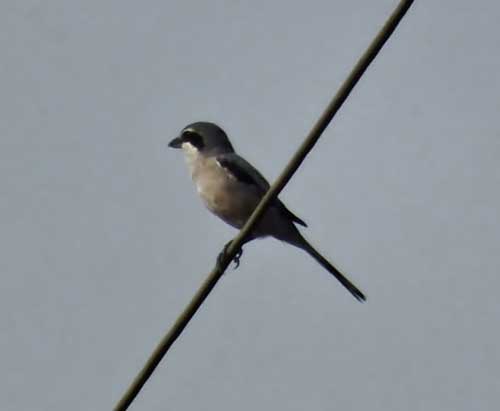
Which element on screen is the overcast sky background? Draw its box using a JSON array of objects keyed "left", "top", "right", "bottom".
[{"left": 2, "top": 1, "right": 499, "bottom": 410}]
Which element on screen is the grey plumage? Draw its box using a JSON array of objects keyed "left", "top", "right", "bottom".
[
  {"left": 169, "top": 122, "right": 365, "bottom": 302},
  {"left": 216, "top": 153, "right": 308, "bottom": 227}
]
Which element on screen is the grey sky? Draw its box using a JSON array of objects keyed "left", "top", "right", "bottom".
[{"left": 2, "top": 1, "right": 499, "bottom": 410}]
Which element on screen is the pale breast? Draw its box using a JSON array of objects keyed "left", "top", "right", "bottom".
[{"left": 192, "top": 157, "right": 262, "bottom": 229}]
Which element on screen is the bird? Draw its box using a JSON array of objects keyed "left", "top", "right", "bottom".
[{"left": 168, "top": 122, "right": 366, "bottom": 302}]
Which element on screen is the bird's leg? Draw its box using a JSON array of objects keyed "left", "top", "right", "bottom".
[
  {"left": 233, "top": 246, "right": 243, "bottom": 269},
  {"left": 217, "top": 240, "right": 244, "bottom": 269}
]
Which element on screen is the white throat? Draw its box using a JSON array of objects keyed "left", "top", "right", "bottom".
[{"left": 181, "top": 142, "right": 201, "bottom": 176}]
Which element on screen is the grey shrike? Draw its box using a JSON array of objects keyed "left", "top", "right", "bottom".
[{"left": 169, "top": 122, "right": 366, "bottom": 302}]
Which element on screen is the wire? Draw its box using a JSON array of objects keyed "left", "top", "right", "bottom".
[{"left": 113, "top": 1, "right": 415, "bottom": 409}]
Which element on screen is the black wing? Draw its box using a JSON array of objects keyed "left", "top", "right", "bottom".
[{"left": 216, "top": 153, "right": 307, "bottom": 227}]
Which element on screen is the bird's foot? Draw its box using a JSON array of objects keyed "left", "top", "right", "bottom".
[
  {"left": 217, "top": 240, "right": 244, "bottom": 269},
  {"left": 233, "top": 247, "right": 243, "bottom": 269}
]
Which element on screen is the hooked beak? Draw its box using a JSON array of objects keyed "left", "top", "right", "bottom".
[{"left": 168, "top": 136, "right": 183, "bottom": 149}]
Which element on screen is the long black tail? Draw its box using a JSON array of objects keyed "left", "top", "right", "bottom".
[{"left": 295, "top": 236, "right": 366, "bottom": 302}]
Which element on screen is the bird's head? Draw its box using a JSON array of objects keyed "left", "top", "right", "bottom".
[{"left": 169, "top": 122, "right": 234, "bottom": 156}]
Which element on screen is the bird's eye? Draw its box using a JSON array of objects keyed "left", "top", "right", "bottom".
[{"left": 182, "top": 130, "right": 204, "bottom": 149}]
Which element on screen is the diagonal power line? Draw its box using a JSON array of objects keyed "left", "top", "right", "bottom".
[{"left": 113, "top": 1, "right": 415, "bottom": 410}]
